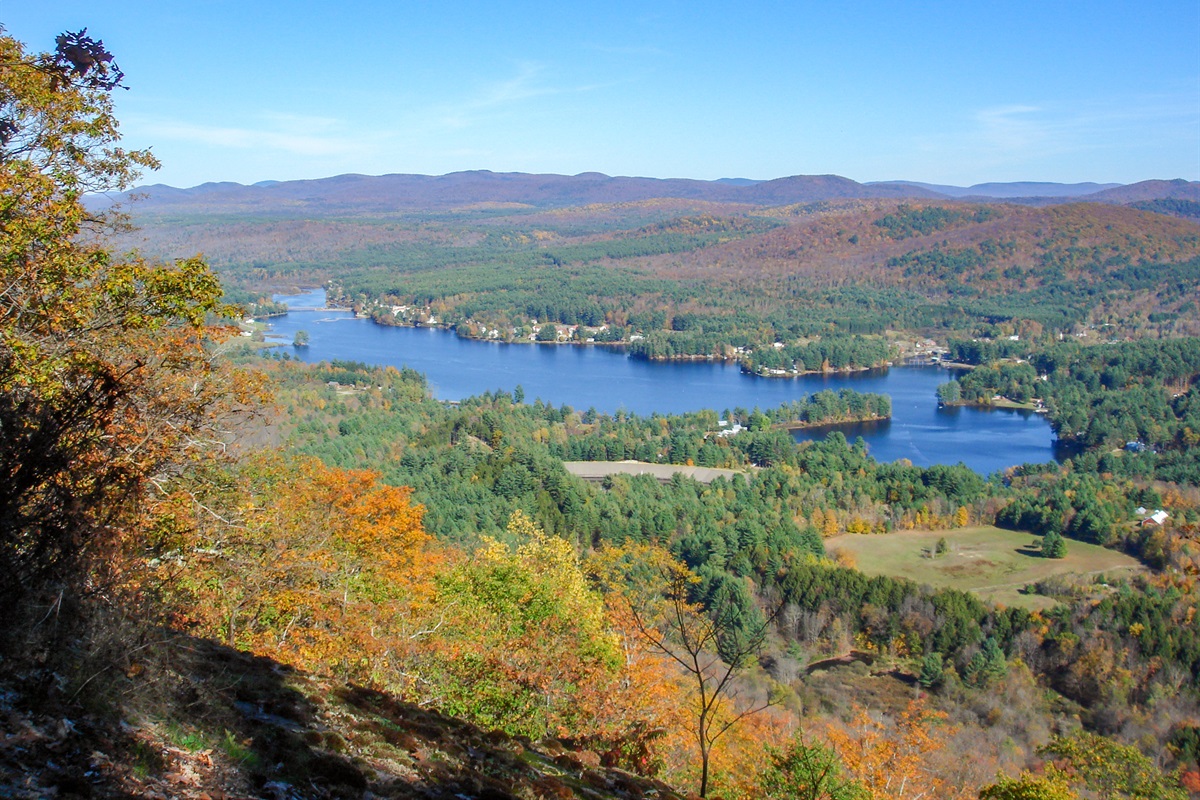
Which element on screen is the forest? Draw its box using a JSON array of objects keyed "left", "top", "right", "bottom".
[
  {"left": 3, "top": 25, "right": 1200, "bottom": 800},
  {"left": 117, "top": 148, "right": 1200, "bottom": 374},
  {"left": 938, "top": 337, "right": 1200, "bottom": 483},
  {"left": 236, "top": 348, "right": 1200, "bottom": 797}
]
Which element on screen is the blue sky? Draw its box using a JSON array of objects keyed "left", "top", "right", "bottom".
[{"left": 4, "top": 1, "right": 1198, "bottom": 188}]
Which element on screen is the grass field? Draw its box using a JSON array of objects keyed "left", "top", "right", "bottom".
[{"left": 826, "top": 526, "right": 1144, "bottom": 610}]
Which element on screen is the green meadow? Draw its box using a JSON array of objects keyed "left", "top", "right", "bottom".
[{"left": 827, "top": 526, "right": 1144, "bottom": 610}]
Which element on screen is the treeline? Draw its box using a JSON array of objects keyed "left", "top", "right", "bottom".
[
  {"left": 776, "top": 558, "right": 1031, "bottom": 676},
  {"left": 255, "top": 356, "right": 987, "bottom": 550},
  {"left": 1033, "top": 338, "right": 1200, "bottom": 451},
  {"left": 238, "top": 203, "right": 1200, "bottom": 360},
  {"left": 221, "top": 287, "right": 289, "bottom": 317},
  {"left": 783, "top": 388, "right": 892, "bottom": 426},
  {"left": 996, "top": 469, "right": 1143, "bottom": 546},
  {"left": 938, "top": 338, "right": 1200, "bottom": 482},
  {"left": 940, "top": 361, "right": 1040, "bottom": 405},
  {"left": 1132, "top": 198, "right": 1200, "bottom": 219},
  {"left": 741, "top": 336, "right": 894, "bottom": 374},
  {"left": 946, "top": 337, "right": 1028, "bottom": 365},
  {"left": 139, "top": 184, "right": 1200, "bottom": 355},
  {"left": 550, "top": 390, "right": 889, "bottom": 465}
]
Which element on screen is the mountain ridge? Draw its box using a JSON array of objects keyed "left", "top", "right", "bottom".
[
  {"left": 868, "top": 179, "right": 1125, "bottom": 198},
  {"left": 106, "top": 171, "right": 1200, "bottom": 217}
]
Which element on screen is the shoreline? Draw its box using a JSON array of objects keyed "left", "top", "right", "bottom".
[
  {"left": 300, "top": 293, "right": 907, "bottom": 371},
  {"left": 742, "top": 363, "right": 886, "bottom": 378},
  {"left": 939, "top": 398, "right": 1039, "bottom": 412},
  {"left": 362, "top": 313, "right": 901, "bottom": 371},
  {"left": 782, "top": 413, "right": 891, "bottom": 430}
]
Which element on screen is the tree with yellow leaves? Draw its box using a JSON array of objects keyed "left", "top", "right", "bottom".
[
  {"left": 0, "top": 27, "right": 249, "bottom": 646},
  {"left": 978, "top": 773, "right": 1079, "bottom": 800},
  {"left": 410, "top": 510, "right": 623, "bottom": 739}
]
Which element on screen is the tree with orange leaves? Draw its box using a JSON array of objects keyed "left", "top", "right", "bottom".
[
  {"left": 825, "top": 700, "right": 966, "bottom": 800},
  {"left": 178, "top": 452, "right": 434, "bottom": 682}
]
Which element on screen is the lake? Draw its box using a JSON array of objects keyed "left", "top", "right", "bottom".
[{"left": 265, "top": 289, "right": 1065, "bottom": 474}]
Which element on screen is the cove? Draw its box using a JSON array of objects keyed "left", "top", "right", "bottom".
[{"left": 265, "top": 290, "right": 1064, "bottom": 474}]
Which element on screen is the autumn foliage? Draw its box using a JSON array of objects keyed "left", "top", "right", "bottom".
[
  {"left": 175, "top": 453, "right": 434, "bottom": 680},
  {"left": 174, "top": 471, "right": 697, "bottom": 773},
  {"left": 0, "top": 27, "right": 254, "bottom": 652},
  {"left": 824, "top": 701, "right": 970, "bottom": 800}
]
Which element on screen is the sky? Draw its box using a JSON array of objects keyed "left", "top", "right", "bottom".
[{"left": 4, "top": 1, "right": 1199, "bottom": 189}]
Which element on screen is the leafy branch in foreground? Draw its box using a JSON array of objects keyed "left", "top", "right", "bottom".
[{"left": 592, "top": 542, "right": 780, "bottom": 797}]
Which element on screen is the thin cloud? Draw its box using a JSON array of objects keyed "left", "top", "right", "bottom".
[
  {"left": 903, "top": 89, "right": 1200, "bottom": 184},
  {"left": 432, "top": 62, "right": 602, "bottom": 130},
  {"left": 973, "top": 105, "right": 1048, "bottom": 152},
  {"left": 481, "top": 62, "right": 556, "bottom": 106},
  {"left": 924, "top": 91, "right": 1195, "bottom": 165},
  {"left": 131, "top": 117, "right": 368, "bottom": 158},
  {"left": 256, "top": 111, "right": 347, "bottom": 133}
]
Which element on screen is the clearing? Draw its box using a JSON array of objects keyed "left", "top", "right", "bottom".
[
  {"left": 826, "top": 525, "right": 1144, "bottom": 610},
  {"left": 563, "top": 460, "right": 748, "bottom": 484}
]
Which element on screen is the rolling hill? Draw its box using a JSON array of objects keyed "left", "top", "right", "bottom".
[
  {"left": 105, "top": 171, "right": 1200, "bottom": 346},
  {"left": 102, "top": 170, "right": 1199, "bottom": 218}
]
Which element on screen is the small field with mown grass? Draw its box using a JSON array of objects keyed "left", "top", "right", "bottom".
[{"left": 826, "top": 525, "right": 1144, "bottom": 610}]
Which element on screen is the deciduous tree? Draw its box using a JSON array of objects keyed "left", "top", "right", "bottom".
[
  {"left": 591, "top": 541, "right": 778, "bottom": 797},
  {"left": 0, "top": 27, "right": 246, "bottom": 635},
  {"left": 1039, "top": 731, "right": 1188, "bottom": 800},
  {"left": 756, "top": 734, "right": 870, "bottom": 800},
  {"left": 978, "top": 773, "right": 1079, "bottom": 800},
  {"left": 826, "top": 701, "right": 965, "bottom": 800},
  {"left": 179, "top": 453, "right": 433, "bottom": 680}
]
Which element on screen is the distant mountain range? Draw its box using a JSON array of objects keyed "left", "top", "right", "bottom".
[
  {"left": 866, "top": 180, "right": 1124, "bottom": 198},
  {"left": 109, "top": 171, "right": 1200, "bottom": 217}
]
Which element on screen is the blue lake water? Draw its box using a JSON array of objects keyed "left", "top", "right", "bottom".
[{"left": 266, "top": 289, "right": 1065, "bottom": 474}]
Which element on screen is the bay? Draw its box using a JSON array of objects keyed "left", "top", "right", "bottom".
[{"left": 266, "top": 289, "right": 1064, "bottom": 474}]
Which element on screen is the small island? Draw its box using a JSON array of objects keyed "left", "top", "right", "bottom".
[{"left": 740, "top": 389, "right": 893, "bottom": 430}]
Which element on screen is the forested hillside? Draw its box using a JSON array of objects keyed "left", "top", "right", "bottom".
[
  {"left": 3, "top": 25, "right": 1199, "bottom": 800},
  {"left": 118, "top": 177, "right": 1200, "bottom": 368},
  {"left": 209, "top": 348, "right": 1200, "bottom": 798}
]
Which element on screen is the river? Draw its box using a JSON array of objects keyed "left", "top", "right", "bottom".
[{"left": 264, "top": 289, "right": 1066, "bottom": 474}]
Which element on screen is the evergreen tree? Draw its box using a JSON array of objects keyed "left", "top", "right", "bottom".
[
  {"left": 937, "top": 379, "right": 962, "bottom": 404},
  {"left": 965, "top": 637, "right": 1007, "bottom": 686},
  {"left": 1042, "top": 529, "right": 1067, "bottom": 558},
  {"left": 918, "top": 651, "right": 945, "bottom": 689}
]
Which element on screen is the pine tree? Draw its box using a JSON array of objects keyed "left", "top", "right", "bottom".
[
  {"left": 1042, "top": 530, "right": 1067, "bottom": 559},
  {"left": 918, "top": 652, "right": 945, "bottom": 689},
  {"left": 965, "top": 637, "right": 1007, "bottom": 686}
]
